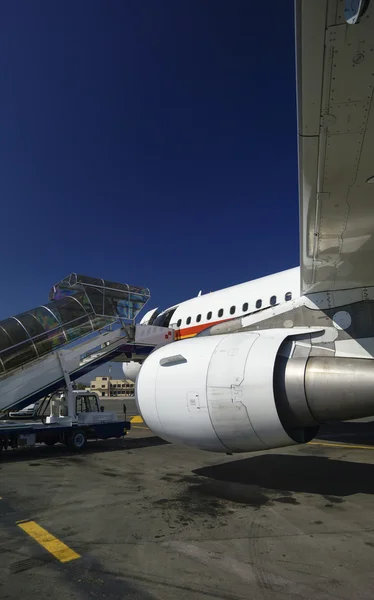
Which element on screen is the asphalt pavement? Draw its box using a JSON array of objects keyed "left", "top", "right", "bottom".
[{"left": 1, "top": 418, "right": 374, "bottom": 599}]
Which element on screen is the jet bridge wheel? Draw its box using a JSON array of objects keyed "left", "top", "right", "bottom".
[{"left": 67, "top": 430, "right": 87, "bottom": 451}]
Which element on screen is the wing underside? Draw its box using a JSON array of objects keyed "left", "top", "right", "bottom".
[{"left": 296, "top": 0, "right": 374, "bottom": 294}]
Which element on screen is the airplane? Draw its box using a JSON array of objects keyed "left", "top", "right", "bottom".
[
  {"left": 125, "top": 0, "right": 374, "bottom": 454},
  {"left": 123, "top": 266, "right": 300, "bottom": 377}
]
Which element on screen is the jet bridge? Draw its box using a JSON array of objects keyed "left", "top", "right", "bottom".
[{"left": 0, "top": 274, "right": 171, "bottom": 414}]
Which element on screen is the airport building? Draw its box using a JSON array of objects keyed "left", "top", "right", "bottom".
[{"left": 86, "top": 376, "right": 135, "bottom": 397}]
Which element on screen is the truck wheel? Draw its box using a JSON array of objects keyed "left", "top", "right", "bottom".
[{"left": 67, "top": 431, "right": 87, "bottom": 451}]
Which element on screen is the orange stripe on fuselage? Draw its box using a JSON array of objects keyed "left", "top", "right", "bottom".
[{"left": 175, "top": 318, "right": 231, "bottom": 340}]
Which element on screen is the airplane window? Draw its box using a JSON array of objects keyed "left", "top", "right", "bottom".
[
  {"left": 242, "top": 302, "right": 248, "bottom": 312},
  {"left": 218, "top": 309, "right": 224, "bottom": 317},
  {"left": 207, "top": 311, "right": 212, "bottom": 320},
  {"left": 196, "top": 314, "right": 201, "bottom": 322},
  {"left": 186, "top": 316, "right": 191, "bottom": 325},
  {"left": 256, "top": 299, "right": 262, "bottom": 309},
  {"left": 285, "top": 292, "right": 292, "bottom": 301},
  {"left": 230, "top": 306, "right": 236, "bottom": 315},
  {"left": 270, "top": 295, "right": 277, "bottom": 306},
  {"left": 177, "top": 319, "right": 182, "bottom": 327}
]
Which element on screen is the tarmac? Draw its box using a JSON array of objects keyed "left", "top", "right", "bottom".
[{"left": 1, "top": 399, "right": 374, "bottom": 600}]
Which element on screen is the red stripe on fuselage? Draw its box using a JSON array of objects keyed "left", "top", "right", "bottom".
[{"left": 175, "top": 317, "right": 231, "bottom": 340}]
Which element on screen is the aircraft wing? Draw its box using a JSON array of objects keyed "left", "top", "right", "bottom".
[{"left": 296, "top": 0, "right": 374, "bottom": 294}]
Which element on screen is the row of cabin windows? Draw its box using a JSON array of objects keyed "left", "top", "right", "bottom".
[{"left": 176, "top": 292, "right": 293, "bottom": 328}]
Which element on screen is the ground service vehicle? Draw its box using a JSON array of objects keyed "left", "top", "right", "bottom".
[{"left": 0, "top": 389, "right": 129, "bottom": 452}]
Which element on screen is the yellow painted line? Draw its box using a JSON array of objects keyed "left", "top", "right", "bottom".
[
  {"left": 18, "top": 521, "right": 80, "bottom": 563},
  {"left": 131, "top": 415, "right": 143, "bottom": 423},
  {"left": 309, "top": 441, "right": 374, "bottom": 450},
  {"left": 132, "top": 425, "right": 149, "bottom": 430}
]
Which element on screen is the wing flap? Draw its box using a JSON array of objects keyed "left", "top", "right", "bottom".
[{"left": 296, "top": 0, "right": 374, "bottom": 293}]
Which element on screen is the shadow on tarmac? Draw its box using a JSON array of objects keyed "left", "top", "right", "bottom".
[
  {"left": 193, "top": 452, "right": 374, "bottom": 498},
  {"left": 318, "top": 419, "right": 374, "bottom": 446},
  {"left": 0, "top": 435, "right": 168, "bottom": 464},
  {"left": 189, "top": 420, "right": 374, "bottom": 500}
]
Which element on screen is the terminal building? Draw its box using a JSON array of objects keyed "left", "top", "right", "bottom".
[{"left": 85, "top": 376, "right": 135, "bottom": 398}]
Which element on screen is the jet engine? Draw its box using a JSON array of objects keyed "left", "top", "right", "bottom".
[
  {"left": 136, "top": 329, "right": 374, "bottom": 453},
  {"left": 122, "top": 361, "right": 141, "bottom": 382}
]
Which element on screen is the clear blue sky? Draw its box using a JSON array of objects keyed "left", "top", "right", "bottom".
[{"left": 1, "top": 1, "right": 299, "bottom": 378}]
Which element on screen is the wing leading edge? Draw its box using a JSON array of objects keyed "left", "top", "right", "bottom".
[{"left": 296, "top": 0, "right": 374, "bottom": 294}]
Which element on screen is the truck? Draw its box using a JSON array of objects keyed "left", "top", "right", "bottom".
[
  {"left": 0, "top": 389, "right": 130, "bottom": 453},
  {"left": 0, "top": 273, "right": 174, "bottom": 456}
]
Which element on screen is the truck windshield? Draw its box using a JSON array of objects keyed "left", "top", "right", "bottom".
[{"left": 76, "top": 395, "right": 99, "bottom": 413}]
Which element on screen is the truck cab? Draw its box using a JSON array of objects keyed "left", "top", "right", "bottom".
[{"left": 35, "top": 389, "right": 117, "bottom": 426}]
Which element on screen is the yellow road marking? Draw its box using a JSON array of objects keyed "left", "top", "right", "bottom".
[
  {"left": 18, "top": 521, "right": 80, "bottom": 563},
  {"left": 131, "top": 415, "right": 143, "bottom": 423},
  {"left": 309, "top": 441, "right": 374, "bottom": 450},
  {"left": 132, "top": 425, "right": 149, "bottom": 430}
]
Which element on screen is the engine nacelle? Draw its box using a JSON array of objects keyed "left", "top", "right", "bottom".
[
  {"left": 136, "top": 329, "right": 319, "bottom": 453},
  {"left": 122, "top": 361, "right": 142, "bottom": 382}
]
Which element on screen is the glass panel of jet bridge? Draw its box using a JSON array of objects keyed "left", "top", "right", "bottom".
[{"left": 0, "top": 274, "right": 150, "bottom": 376}]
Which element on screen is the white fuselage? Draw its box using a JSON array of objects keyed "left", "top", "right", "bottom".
[{"left": 152, "top": 266, "right": 300, "bottom": 340}]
